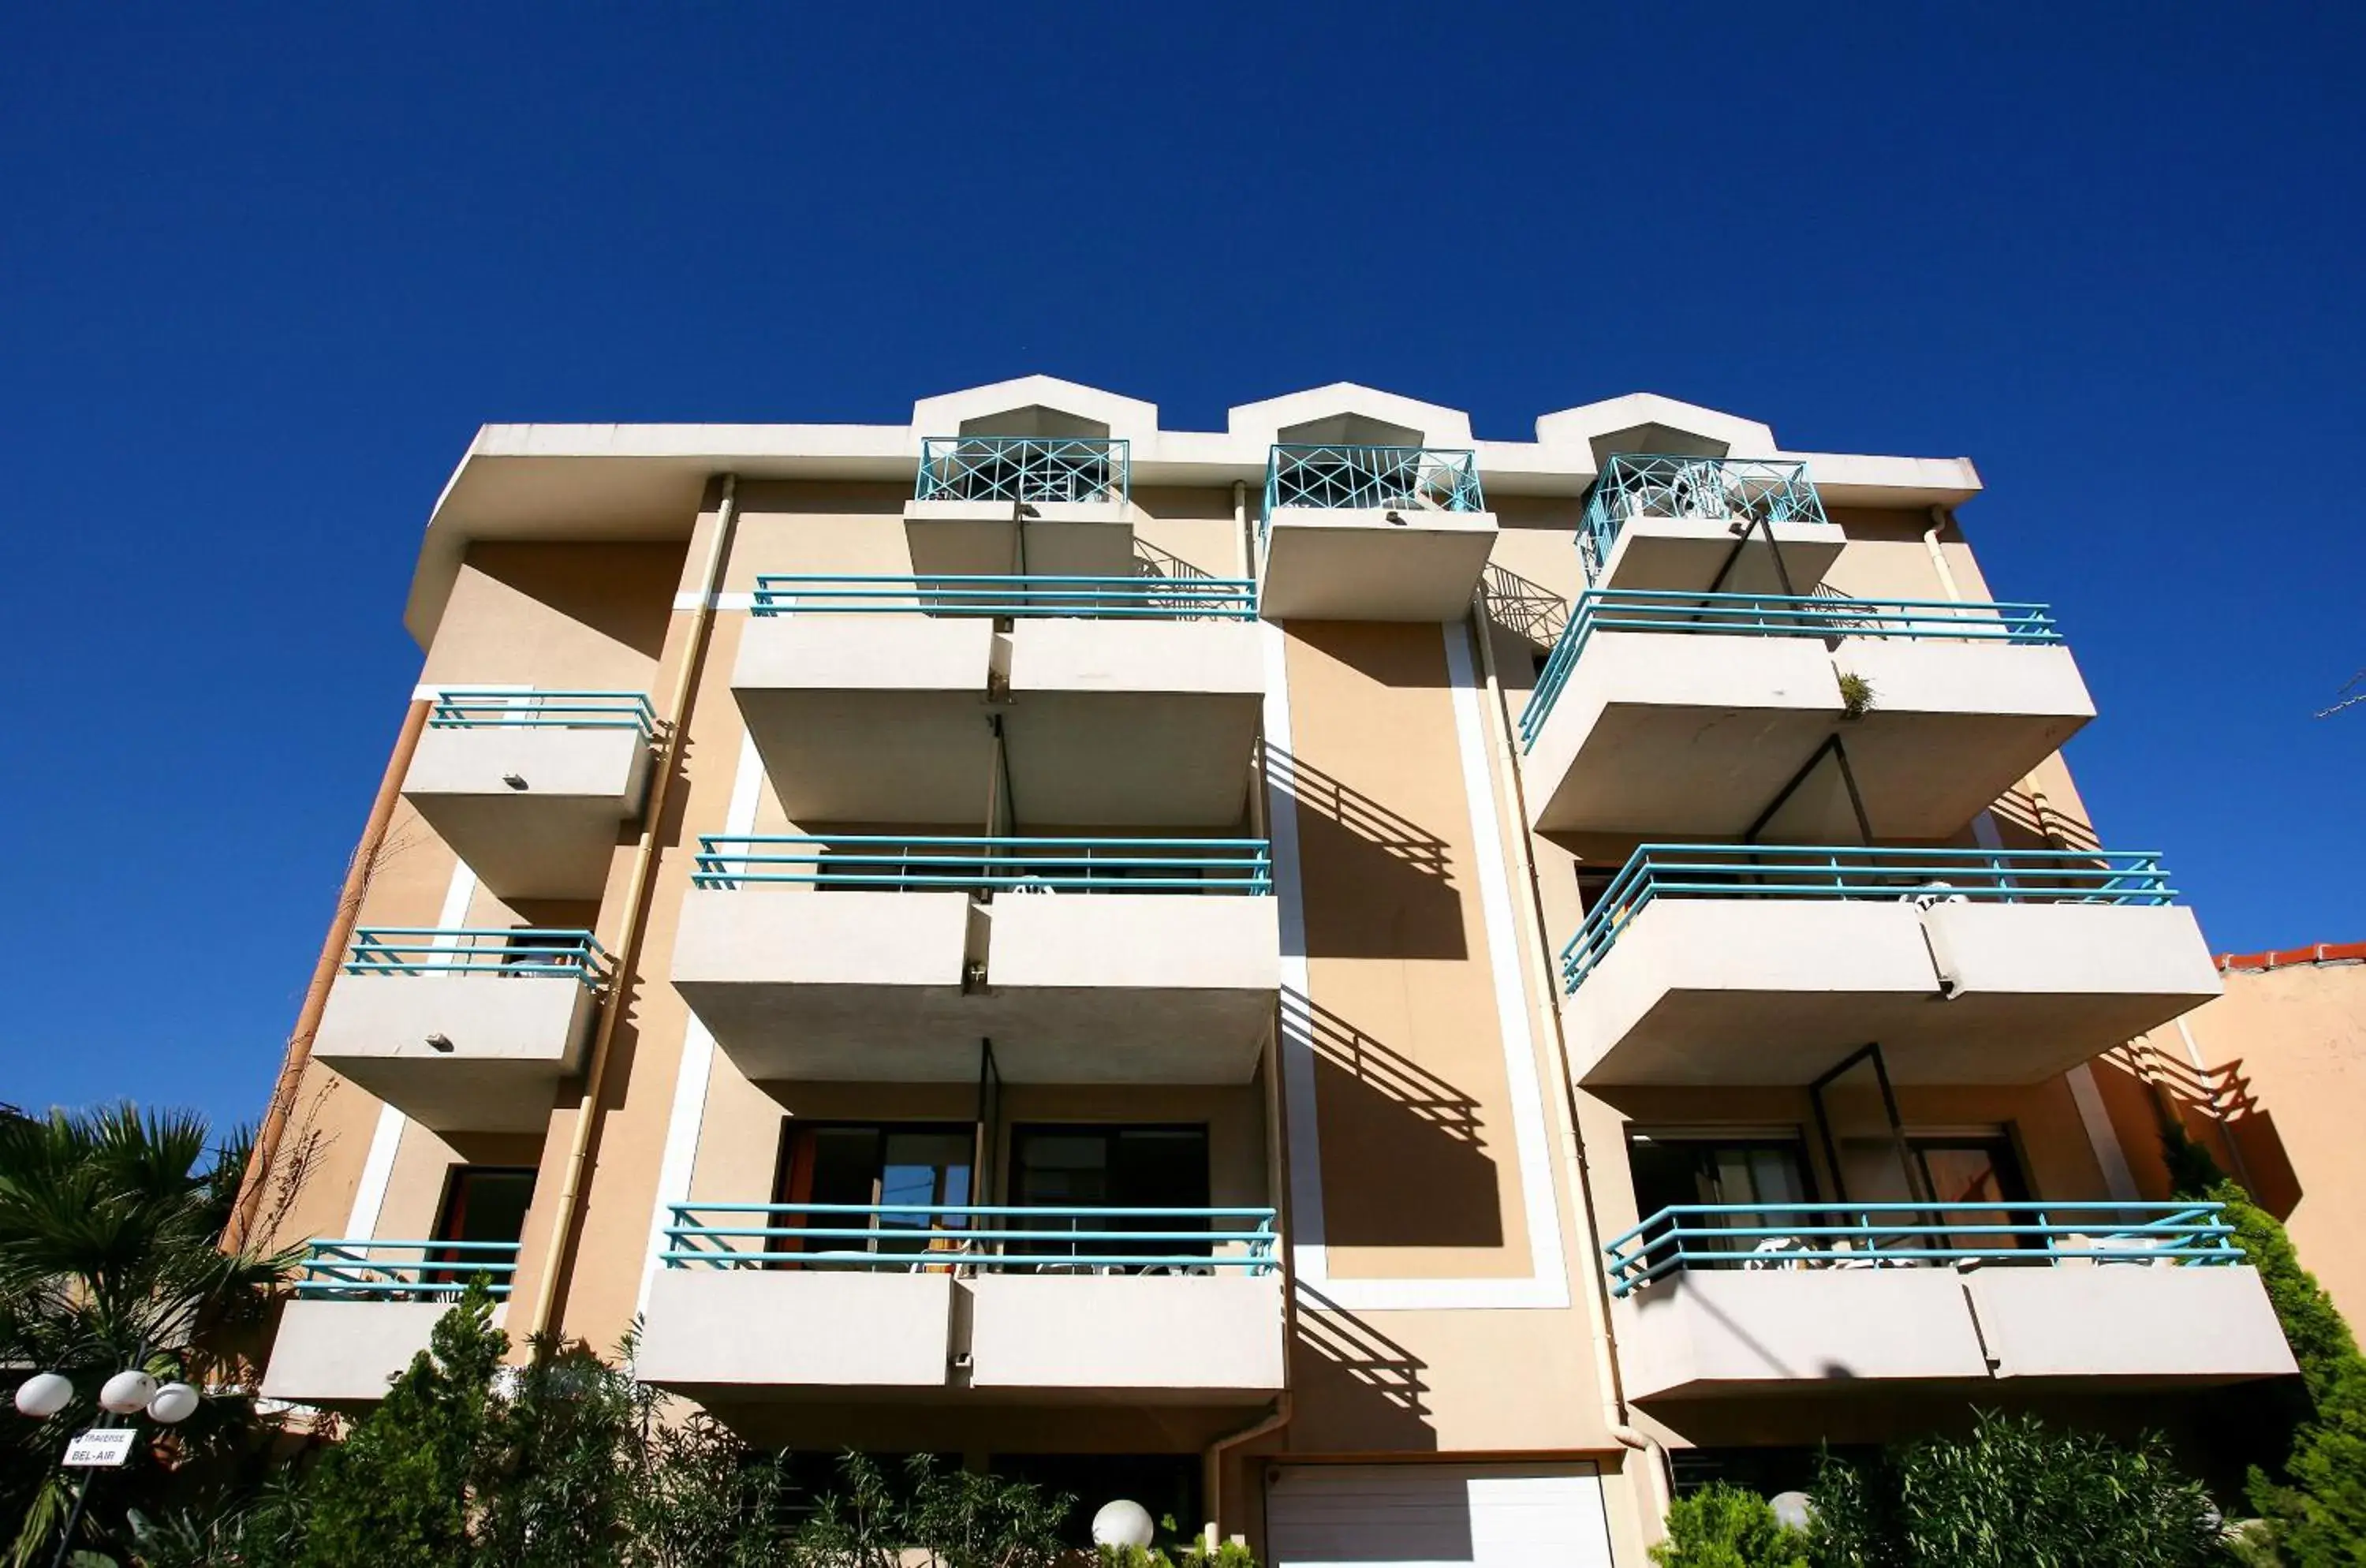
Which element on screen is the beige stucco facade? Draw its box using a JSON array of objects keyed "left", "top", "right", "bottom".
[{"left": 242, "top": 379, "right": 2295, "bottom": 1565}]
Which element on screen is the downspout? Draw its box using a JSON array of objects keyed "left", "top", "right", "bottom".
[
  {"left": 1467, "top": 591, "right": 1667, "bottom": 1517},
  {"left": 226, "top": 696, "right": 432, "bottom": 1252},
  {"left": 1922, "top": 506, "right": 1965, "bottom": 601},
  {"left": 1233, "top": 480, "right": 1252, "bottom": 580},
  {"left": 526, "top": 472, "right": 740, "bottom": 1339}
]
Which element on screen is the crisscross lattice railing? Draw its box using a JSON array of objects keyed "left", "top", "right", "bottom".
[
  {"left": 1578, "top": 454, "right": 1828, "bottom": 581},
  {"left": 1261, "top": 444, "right": 1484, "bottom": 537},
  {"left": 916, "top": 436, "right": 1128, "bottom": 506}
]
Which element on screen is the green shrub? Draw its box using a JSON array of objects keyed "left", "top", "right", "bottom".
[{"left": 1649, "top": 1482, "right": 1809, "bottom": 1566}]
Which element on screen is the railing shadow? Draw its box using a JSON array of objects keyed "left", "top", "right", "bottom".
[
  {"left": 1293, "top": 1282, "right": 1436, "bottom": 1448},
  {"left": 1133, "top": 539, "right": 1217, "bottom": 582},
  {"left": 2099, "top": 1039, "right": 2305, "bottom": 1221},
  {"left": 1267, "top": 742, "right": 1465, "bottom": 959},
  {"left": 1480, "top": 562, "right": 1570, "bottom": 649},
  {"left": 1989, "top": 787, "right": 2102, "bottom": 853}
]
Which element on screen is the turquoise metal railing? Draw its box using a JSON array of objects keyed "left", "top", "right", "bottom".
[
  {"left": 662, "top": 1204, "right": 1278, "bottom": 1274},
  {"left": 1516, "top": 588, "right": 2064, "bottom": 750},
  {"left": 750, "top": 573, "right": 1255, "bottom": 620},
  {"left": 1261, "top": 444, "right": 1485, "bottom": 537},
  {"left": 1559, "top": 844, "right": 2174, "bottom": 993},
  {"left": 916, "top": 436, "right": 1128, "bottom": 506},
  {"left": 1602, "top": 1202, "right": 2239, "bottom": 1297},
  {"left": 692, "top": 836, "right": 1272, "bottom": 894},
  {"left": 343, "top": 927, "right": 611, "bottom": 984},
  {"left": 427, "top": 689, "right": 656, "bottom": 736},
  {"left": 1579, "top": 454, "right": 1828, "bottom": 582},
  {"left": 293, "top": 1238, "right": 522, "bottom": 1300}
]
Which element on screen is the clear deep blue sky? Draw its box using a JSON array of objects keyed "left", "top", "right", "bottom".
[{"left": 4, "top": 8, "right": 2360, "bottom": 1129}]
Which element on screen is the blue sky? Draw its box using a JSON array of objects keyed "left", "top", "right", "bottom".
[{"left": 3, "top": 7, "right": 2360, "bottom": 1129}]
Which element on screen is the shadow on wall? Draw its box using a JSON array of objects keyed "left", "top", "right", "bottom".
[
  {"left": 1480, "top": 562, "right": 1570, "bottom": 651},
  {"left": 1989, "top": 786, "right": 2101, "bottom": 853},
  {"left": 465, "top": 541, "right": 685, "bottom": 661},
  {"left": 2095, "top": 1042, "right": 2304, "bottom": 1220},
  {"left": 1289, "top": 994, "right": 1503, "bottom": 1249},
  {"left": 1267, "top": 744, "right": 1466, "bottom": 961},
  {"left": 1292, "top": 1282, "right": 1438, "bottom": 1451}
]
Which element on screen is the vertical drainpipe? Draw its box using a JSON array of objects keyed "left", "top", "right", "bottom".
[
  {"left": 1466, "top": 588, "right": 1667, "bottom": 1529},
  {"left": 226, "top": 695, "right": 433, "bottom": 1252},
  {"left": 525, "top": 473, "right": 741, "bottom": 1340}
]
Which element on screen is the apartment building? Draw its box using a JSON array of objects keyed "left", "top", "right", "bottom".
[{"left": 238, "top": 377, "right": 2298, "bottom": 1564}]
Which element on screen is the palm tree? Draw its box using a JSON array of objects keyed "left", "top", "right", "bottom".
[{"left": 0, "top": 1104, "right": 297, "bottom": 1566}]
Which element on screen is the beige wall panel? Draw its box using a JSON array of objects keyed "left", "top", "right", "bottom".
[
  {"left": 723, "top": 483, "right": 912, "bottom": 592},
  {"left": 421, "top": 541, "right": 680, "bottom": 690},
  {"left": 1134, "top": 484, "right": 1244, "bottom": 581},
  {"left": 1289, "top": 1305, "right": 1604, "bottom": 1453}
]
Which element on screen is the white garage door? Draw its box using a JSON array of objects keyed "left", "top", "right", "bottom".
[{"left": 1266, "top": 1462, "right": 1615, "bottom": 1568}]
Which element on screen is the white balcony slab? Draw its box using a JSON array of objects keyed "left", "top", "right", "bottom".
[
  {"left": 1259, "top": 506, "right": 1499, "bottom": 622},
  {"left": 967, "top": 1275, "right": 1284, "bottom": 1400},
  {"left": 262, "top": 1300, "right": 447, "bottom": 1406},
  {"left": 1967, "top": 1264, "right": 2296, "bottom": 1383},
  {"left": 1595, "top": 515, "right": 1845, "bottom": 596},
  {"left": 638, "top": 1271, "right": 955, "bottom": 1396},
  {"left": 1564, "top": 900, "right": 2220, "bottom": 1086},
  {"left": 981, "top": 894, "right": 1281, "bottom": 1082},
  {"left": 670, "top": 889, "right": 977, "bottom": 1081},
  {"left": 730, "top": 616, "right": 996, "bottom": 822},
  {"left": 1002, "top": 619, "right": 1264, "bottom": 825},
  {"left": 903, "top": 498, "right": 1138, "bottom": 580},
  {"left": 401, "top": 726, "right": 647, "bottom": 899},
  {"left": 1523, "top": 633, "right": 2093, "bottom": 838},
  {"left": 313, "top": 973, "right": 598, "bottom": 1132}
]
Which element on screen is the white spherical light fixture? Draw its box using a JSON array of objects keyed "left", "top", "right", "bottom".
[
  {"left": 1091, "top": 1499, "right": 1155, "bottom": 1551},
  {"left": 145, "top": 1382, "right": 201, "bottom": 1425},
  {"left": 1770, "top": 1491, "right": 1815, "bottom": 1532},
  {"left": 99, "top": 1369, "right": 159, "bottom": 1416},
  {"left": 13, "top": 1372, "right": 73, "bottom": 1420}
]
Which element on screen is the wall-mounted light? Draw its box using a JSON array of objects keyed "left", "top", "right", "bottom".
[
  {"left": 502, "top": 773, "right": 528, "bottom": 790},
  {"left": 425, "top": 1032, "right": 454, "bottom": 1052}
]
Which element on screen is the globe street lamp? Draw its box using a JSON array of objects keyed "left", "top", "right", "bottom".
[{"left": 13, "top": 1366, "right": 203, "bottom": 1568}]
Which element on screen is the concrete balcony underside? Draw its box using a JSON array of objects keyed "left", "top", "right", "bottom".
[
  {"left": 1259, "top": 506, "right": 1499, "bottom": 622},
  {"left": 902, "top": 498, "right": 1137, "bottom": 581},
  {"left": 670, "top": 890, "right": 1279, "bottom": 1084},
  {"left": 731, "top": 617, "right": 1261, "bottom": 826},
  {"left": 637, "top": 1271, "right": 1285, "bottom": 1405},
  {"left": 1595, "top": 516, "right": 1846, "bottom": 596},
  {"left": 312, "top": 973, "right": 599, "bottom": 1132},
  {"left": 1565, "top": 901, "right": 2220, "bottom": 1086},
  {"left": 1616, "top": 1265, "right": 2295, "bottom": 1402},
  {"left": 1525, "top": 633, "right": 2095, "bottom": 838},
  {"left": 261, "top": 1300, "right": 449, "bottom": 1406},
  {"left": 401, "top": 726, "right": 648, "bottom": 900}
]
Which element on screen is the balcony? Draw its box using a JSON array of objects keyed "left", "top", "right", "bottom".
[
  {"left": 261, "top": 1238, "right": 519, "bottom": 1404},
  {"left": 1517, "top": 592, "right": 2094, "bottom": 837},
  {"left": 636, "top": 1204, "right": 1283, "bottom": 1402},
  {"left": 1259, "top": 444, "right": 1498, "bottom": 621},
  {"left": 732, "top": 575, "right": 1262, "bottom": 825},
  {"left": 311, "top": 928, "right": 607, "bottom": 1131},
  {"left": 670, "top": 838, "right": 1279, "bottom": 1083},
  {"left": 1580, "top": 455, "right": 1845, "bottom": 593},
  {"left": 1603, "top": 1203, "right": 2294, "bottom": 1400},
  {"left": 905, "top": 436, "right": 1136, "bottom": 578},
  {"left": 401, "top": 690, "right": 655, "bottom": 899},
  {"left": 1558, "top": 846, "right": 2219, "bottom": 1085}
]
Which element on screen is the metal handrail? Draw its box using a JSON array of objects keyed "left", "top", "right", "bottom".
[
  {"left": 662, "top": 1203, "right": 1279, "bottom": 1275},
  {"left": 1517, "top": 588, "right": 2065, "bottom": 750},
  {"left": 427, "top": 689, "right": 657, "bottom": 737},
  {"left": 1601, "top": 1201, "right": 2239, "bottom": 1297},
  {"left": 692, "top": 836, "right": 1273, "bottom": 894},
  {"left": 293, "top": 1238, "right": 522, "bottom": 1300},
  {"left": 343, "top": 927, "right": 611, "bottom": 984},
  {"left": 1558, "top": 844, "right": 2175, "bottom": 993},
  {"left": 916, "top": 436, "right": 1129, "bottom": 506},
  {"left": 750, "top": 573, "right": 1254, "bottom": 621},
  {"left": 1261, "top": 443, "right": 1485, "bottom": 538},
  {"left": 1578, "top": 454, "right": 1829, "bottom": 583}
]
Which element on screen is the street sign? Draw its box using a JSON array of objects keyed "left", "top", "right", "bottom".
[{"left": 62, "top": 1429, "right": 135, "bottom": 1468}]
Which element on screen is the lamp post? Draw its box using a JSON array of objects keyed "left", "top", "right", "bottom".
[{"left": 13, "top": 1365, "right": 203, "bottom": 1568}]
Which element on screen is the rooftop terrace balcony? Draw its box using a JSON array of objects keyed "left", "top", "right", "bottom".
[
  {"left": 1603, "top": 1203, "right": 2293, "bottom": 1400},
  {"left": 670, "top": 835, "right": 1279, "bottom": 1084},
  {"left": 1558, "top": 845, "right": 2219, "bottom": 1085},
  {"left": 1259, "top": 443, "right": 1498, "bottom": 621},
  {"left": 1517, "top": 591, "right": 2094, "bottom": 838},
  {"left": 262, "top": 1238, "right": 521, "bottom": 1404},
  {"left": 636, "top": 1204, "right": 1283, "bottom": 1403},
  {"left": 905, "top": 436, "right": 1137, "bottom": 578},
  {"left": 730, "top": 574, "right": 1262, "bottom": 825},
  {"left": 400, "top": 689, "right": 654, "bottom": 899},
  {"left": 311, "top": 928, "right": 606, "bottom": 1131},
  {"left": 1580, "top": 455, "right": 1845, "bottom": 594}
]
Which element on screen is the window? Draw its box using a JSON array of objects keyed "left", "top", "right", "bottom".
[
  {"left": 1009, "top": 1125, "right": 1210, "bottom": 1270},
  {"left": 428, "top": 1166, "right": 536, "bottom": 1290},
  {"left": 1626, "top": 1135, "right": 1815, "bottom": 1263},
  {"left": 1913, "top": 1135, "right": 2031, "bottom": 1259},
  {"left": 774, "top": 1123, "right": 974, "bottom": 1266}
]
